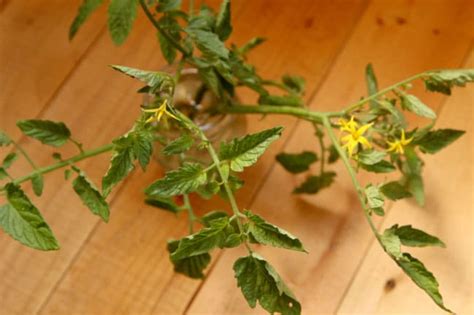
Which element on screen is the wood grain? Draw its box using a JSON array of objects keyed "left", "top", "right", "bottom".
[
  {"left": 187, "top": 1, "right": 474, "bottom": 314},
  {"left": 0, "top": 0, "right": 106, "bottom": 140},
  {"left": 37, "top": 1, "right": 367, "bottom": 314},
  {"left": 0, "top": 0, "right": 472, "bottom": 314}
]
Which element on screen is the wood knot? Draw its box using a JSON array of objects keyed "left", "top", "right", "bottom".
[{"left": 384, "top": 278, "right": 396, "bottom": 292}]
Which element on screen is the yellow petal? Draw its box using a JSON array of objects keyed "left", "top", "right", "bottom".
[
  {"left": 358, "top": 136, "right": 372, "bottom": 149},
  {"left": 356, "top": 123, "right": 373, "bottom": 136}
]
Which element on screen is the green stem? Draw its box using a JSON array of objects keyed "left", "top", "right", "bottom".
[
  {"left": 180, "top": 112, "right": 251, "bottom": 252},
  {"left": 322, "top": 116, "right": 381, "bottom": 242},
  {"left": 11, "top": 143, "right": 114, "bottom": 186},
  {"left": 189, "top": 0, "right": 195, "bottom": 18},
  {"left": 343, "top": 73, "right": 425, "bottom": 114},
  {"left": 12, "top": 140, "right": 38, "bottom": 170},
  {"left": 313, "top": 123, "right": 325, "bottom": 174},
  {"left": 69, "top": 138, "right": 84, "bottom": 153},
  {"left": 139, "top": 0, "right": 191, "bottom": 56},
  {"left": 183, "top": 193, "right": 196, "bottom": 234},
  {"left": 222, "top": 71, "right": 429, "bottom": 123}
]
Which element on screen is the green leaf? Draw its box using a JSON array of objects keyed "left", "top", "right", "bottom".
[
  {"left": 0, "top": 184, "right": 59, "bottom": 250},
  {"left": 107, "top": 0, "right": 138, "bottom": 45},
  {"left": 111, "top": 65, "right": 172, "bottom": 91},
  {"left": 327, "top": 145, "right": 339, "bottom": 164},
  {"left": 31, "top": 174, "right": 44, "bottom": 197},
  {"left": 0, "top": 130, "right": 11, "bottom": 147},
  {"left": 258, "top": 94, "right": 303, "bottom": 107},
  {"left": 239, "top": 37, "right": 266, "bottom": 55},
  {"left": 163, "top": 134, "right": 194, "bottom": 155},
  {"left": 186, "top": 28, "right": 229, "bottom": 59},
  {"left": 158, "top": 31, "right": 177, "bottom": 64},
  {"left": 397, "top": 253, "right": 451, "bottom": 312},
  {"left": 145, "top": 195, "right": 180, "bottom": 213},
  {"left": 365, "top": 184, "right": 384, "bottom": 209},
  {"left": 391, "top": 224, "right": 445, "bottom": 248},
  {"left": 293, "top": 171, "right": 336, "bottom": 194},
  {"left": 381, "top": 226, "right": 402, "bottom": 259},
  {"left": 406, "top": 173, "right": 424, "bottom": 206},
  {"left": 245, "top": 211, "right": 306, "bottom": 252},
  {"left": 157, "top": 0, "right": 181, "bottom": 12},
  {"left": 129, "top": 128, "right": 154, "bottom": 170},
  {"left": 198, "top": 66, "right": 221, "bottom": 96},
  {"left": 73, "top": 174, "right": 110, "bottom": 222},
  {"left": 102, "top": 142, "right": 134, "bottom": 197},
  {"left": 424, "top": 69, "right": 474, "bottom": 95},
  {"left": 276, "top": 151, "right": 317, "bottom": 174},
  {"left": 170, "top": 217, "right": 231, "bottom": 260},
  {"left": 360, "top": 160, "right": 396, "bottom": 173},
  {"left": 365, "top": 63, "right": 379, "bottom": 108},
  {"left": 358, "top": 150, "right": 386, "bottom": 165},
  {"left": 219, "top": 127, "right": 283, "bottom": 172},
  {"left": 167, "top": 240, "right": 211, "bottom": 279},
  {"left": 215, "top": 0, "right": 232, "bottom": 40},
  {"left": 233, "top": 253, "right": 301, "bottom": 315},
  {"left": 2, "top": 152, "right": 17, "bottom": 169},
  {"left": 144, "top": 163, "right": 207, "bottom": 197},
  {"left": 201, "top": 210, "right": 229, "bottom": 226},
  {"left": 400, "top": 93, "right": 436, "bottom": 120},
  {"left": 415, "top": 129, "right": 465, "bottom": 154},
  {"left": 282, "top": 75, "right": 306, "bottom": 95},
  {"left": 0, "top": 168, "right": 8, "bottom": 180},
  {"left": 69, "top": 0, "right": 104, "bottom": 39},
  {"left": 380, "top": 181, "right": 412, "bottom": 201},
  {"left": 17, "top": 120, "right": 71, "bottom": 147}
]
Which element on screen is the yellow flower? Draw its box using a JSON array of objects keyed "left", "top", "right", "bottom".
[
  {"left": 339, "top": 116, "right": 358, "bottom": 133},
  {"left": 386, "top": 129, "right": 413, "bottom": 154},
  {"left": 142, "top": 100, "right": 179, "bottom": 124},
  {"left": 339, "top": 116, "right": 373, "bottom": 156}
]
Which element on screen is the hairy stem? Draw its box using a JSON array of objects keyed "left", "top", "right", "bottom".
[
  {"left": 9, "top": 143, "right": 114, "bottom": 187},
  {"left": 221, "top": 71, "right": 430, "bottom": 123},
  {"left": 313, "top": 123, "right": 325, "bottom": 174},
  {"left": 183, "top": 193, "right": 196, "bottom": 234},
  {"left": 322, "top": 116, "right": 381, "bottom": 242},
  {"left": 12, "top": 140, "right": 38, "bottom": 170},
  {"left": 139, "top": 0, "right": 191, "bottom": 56}
]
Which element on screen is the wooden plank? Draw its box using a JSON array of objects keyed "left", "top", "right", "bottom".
[
  {"left": 187, "top": 1, "right": 474, "bottom": 314},
  {"left": 337, "top": 50, "right": 473, "bottom": 314},
  {"left": 37, "top": 1, "right": 368, "bottom": 314},
  {"left": 0, "top": 13, "right": 167, "bottom": 315},
  {"left": 0, "top": 0, "right": 106, "bottom": 140}
]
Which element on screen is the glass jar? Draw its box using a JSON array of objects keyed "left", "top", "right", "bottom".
[{"left": 144, "top": 68, "right": 247, "bottom": 169}]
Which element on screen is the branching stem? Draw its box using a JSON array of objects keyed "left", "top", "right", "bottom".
[
  {"left": 9, "top": 143, "right": 114, "bottom": 187},
  {"left": 322, "top": 116, "right": 381, "bottom": 243}
]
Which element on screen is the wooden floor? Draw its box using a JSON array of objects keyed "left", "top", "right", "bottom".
[{"left": 1, "top": 0, "right": 473, "bottom": 314}]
